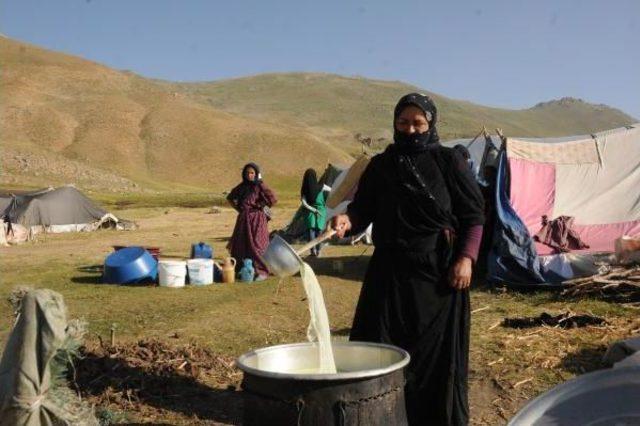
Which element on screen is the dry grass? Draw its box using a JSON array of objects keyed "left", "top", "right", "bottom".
[{"left": 1, "top": 205, "right": 639, "bottom": 424}]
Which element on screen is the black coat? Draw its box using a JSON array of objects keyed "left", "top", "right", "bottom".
[{"left": 347, "top": 144, "right": 484, "bottom": 426}]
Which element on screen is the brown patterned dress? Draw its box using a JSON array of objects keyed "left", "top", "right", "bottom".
[{"left": 227, "top": 182, "right": 277, "bottom": 277}]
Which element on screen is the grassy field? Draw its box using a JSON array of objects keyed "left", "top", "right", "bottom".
[{"left": 1, "top": 205, "right": 638, "bottom": 425}]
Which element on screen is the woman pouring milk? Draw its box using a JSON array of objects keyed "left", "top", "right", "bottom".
[{"left": 331, "top": 93, "right": 484, "bottom": 426}]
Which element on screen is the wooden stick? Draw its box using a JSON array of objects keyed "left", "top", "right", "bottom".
[
  {"left": 466, "top": 127, "right": 486, "bottom": 148},
  {"left": 488, "top": 357, "right": 504, "bottom": 366},
  {"left": 488, "top": 320, "right": 502, "bottom": 330},
  {"left": 471, "top": 305, "right": 490, "bottom": 314},
  {"left": 297, "top": 229, "right": 337, "bottom": 256},
  {"left": 513, "top": 377, "right": 534, "bottom": 389},
  {"left": 110, "top": 323, "right": 116, "bottom": 347}
]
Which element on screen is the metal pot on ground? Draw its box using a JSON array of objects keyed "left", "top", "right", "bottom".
[{"left": 236, "top": 341, "right": 410, "bottom": 426}]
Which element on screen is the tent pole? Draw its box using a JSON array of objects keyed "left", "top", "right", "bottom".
[
  {"left": 496, "top": 128, "right": 507, "bottom": 151},
  {"left": 466, "top": 126, "right": 487, "bottom": 148}
]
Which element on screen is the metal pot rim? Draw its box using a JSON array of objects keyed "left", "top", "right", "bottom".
[
  {"left": 236, "top": 341, "right": 411, "bottom": 381},
  {"left": 508, "top": 365, "right": 640, "bottom": 425}
]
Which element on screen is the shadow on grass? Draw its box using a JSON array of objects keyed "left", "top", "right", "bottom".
[
  {"left": 72, "top": 265, "right": 156, "bottom": 286},
  {"left": 211, "top": 236, "right": 231, "bottom": 243},
  {"left": 77, "top": 264, "right": 103, "bottom": 274},
  {"left": 559, "top": 345, "right": 608, "bottom": 375},
  {"left": 331, "top": 327, "right": 352, "bottom": 336},
  {"left": 72, "top": 265, "right": 104, "bottom": 285},
  {"left": 302, "top": 255, "right": 370, "bottom": 281},
  {"left": 74, "top": 351, "right": 243, "bottom": 425}
]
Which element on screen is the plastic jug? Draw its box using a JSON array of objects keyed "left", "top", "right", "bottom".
[
  {"left": 239, "top": 258, "right": 255, "bottom": 282},
  {"left": 191, "top": 242, "right": 213, "bottom": 259},
  {"left": 214, "top": 257, "right": 236, "bottom": 283}
]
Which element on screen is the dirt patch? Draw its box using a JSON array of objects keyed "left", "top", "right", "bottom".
[
  {"left": 73, "top": 339, "right": 244, "bottom": 425},
  {"left": 468, "top": 369, "right": 532, "bottom": 425}
]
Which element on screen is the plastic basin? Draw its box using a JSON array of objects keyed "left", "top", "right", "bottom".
[
  {"left": 113, "top": 245, "right": 161, "bottom": 261},
  {"left": 104, "top": 246, "right": 158, "bottom": 284}
]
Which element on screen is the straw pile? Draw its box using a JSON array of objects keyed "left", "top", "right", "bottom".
[{"left": 562, "top": 266, "right": 640, "bottom": 305}]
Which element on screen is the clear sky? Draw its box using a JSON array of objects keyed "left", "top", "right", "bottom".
[{"left": 2, "top": 0, "right": 639, "bottom": 118}]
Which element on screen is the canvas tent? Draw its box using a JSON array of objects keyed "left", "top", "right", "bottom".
[
  {"left": 1, "top": 185, "right": 126, "bottom": 243},
  {"left": 441, "top": 133, "right": 503, "bottom": 180},
  {"left": 326, "top": 155, "right": 373, "bottom": 244},
  {"left": 489, "top": 124, "right": 640, "bottom": 286}
]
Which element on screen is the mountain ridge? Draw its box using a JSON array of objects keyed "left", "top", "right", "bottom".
[{"left": 1, "top": 37, "right": 635, "bottom": 194}]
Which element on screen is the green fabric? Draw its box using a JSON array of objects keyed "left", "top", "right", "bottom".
[{"left": 303, "top": 191, "right": 328, "bottom": 231}]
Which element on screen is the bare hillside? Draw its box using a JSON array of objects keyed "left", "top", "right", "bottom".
[
  {"left": 1, "top": 37, "right": 635, "bottom": 194},
  {"left": 0, "top": 38, "right": 352, "bottom": 194}
]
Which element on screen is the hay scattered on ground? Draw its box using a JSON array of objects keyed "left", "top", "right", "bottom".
[{"left": 73, "top": 339, "right": 243, "bottom": 424}]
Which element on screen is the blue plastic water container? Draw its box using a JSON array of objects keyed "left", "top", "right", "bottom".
[
  {"left": 103, "top": 246, "right": 158, "bottom": 284},
  {"left": 191, "top": 242, "right": 213, "bottom": 259}
]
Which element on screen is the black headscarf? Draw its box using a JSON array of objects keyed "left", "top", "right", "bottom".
[
  {"left": 233, "top": 162, "right": 261, "bottom": 205},
  {"left": 393, "top": 93, "right": 440, "bottom": 154},
  {"left": 301, "top": 168, "right": 321, "bottom": 203}
]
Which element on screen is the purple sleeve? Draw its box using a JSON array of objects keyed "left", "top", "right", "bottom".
[{"left": 458, "top": 225, "right": 483, "bottom": 262}]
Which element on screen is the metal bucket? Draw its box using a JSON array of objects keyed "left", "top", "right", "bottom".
[
  {"left": 509, "top": 366, "right": 640, "bottom": 425},
  {"left": 260, "top": 234, "right": 303, "bottom": 277},
  {"left": 237, "top": 341, "right": 411, "bottom": 425}
]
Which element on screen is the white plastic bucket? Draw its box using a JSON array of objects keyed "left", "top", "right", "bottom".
[
  {"left": 187, "top": 258, "right": 214, "bottom": 285},
  {"left": 158, "top": 260, "right": 187, "bottom": 287}
]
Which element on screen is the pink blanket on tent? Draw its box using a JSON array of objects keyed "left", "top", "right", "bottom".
[{"left": 508, "top": 157, "right": 640, "bottom": 255}]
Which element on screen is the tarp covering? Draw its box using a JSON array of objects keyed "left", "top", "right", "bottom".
[
  {"left": 0, "top": 289, "right": 98, "bottom": 425},
  {"left": 488, "top": 150, "right": 549, "bottom": 286},
  {"left": 604, "top": 336, "right": 640, "bottom": 368}
]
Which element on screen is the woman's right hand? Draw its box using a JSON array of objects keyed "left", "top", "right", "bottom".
[{"left": 331, "top": 214, "right": 352, "bottom": 238}]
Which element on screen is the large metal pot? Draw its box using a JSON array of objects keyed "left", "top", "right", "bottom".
[
  {"left": 509, "top": 366, "right": 640, "bottom": 425},
  {"left": 237, "top": 341, "right": 411, "bottom": 426}
]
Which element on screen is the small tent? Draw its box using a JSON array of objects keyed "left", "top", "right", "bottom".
[
  {"left": 1, "top": 185, "right": 127, "bottom": 243},
  {"left": 489, "top": 124, "right": 640, "bottom": 286}
]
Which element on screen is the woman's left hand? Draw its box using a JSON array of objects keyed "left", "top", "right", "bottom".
[{"left": 449, "top": 257, "right": 473, "bottom": 290}]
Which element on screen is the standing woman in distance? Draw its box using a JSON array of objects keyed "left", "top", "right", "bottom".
[
  {"left": 332, "top": 93, "right": 485, "bottom": 425},
  {"left": 300, "top": 168, "right": 331, "bottom": 256},
  {"left": 227, "top": 163, "right": 277, "bottom": 281}
]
